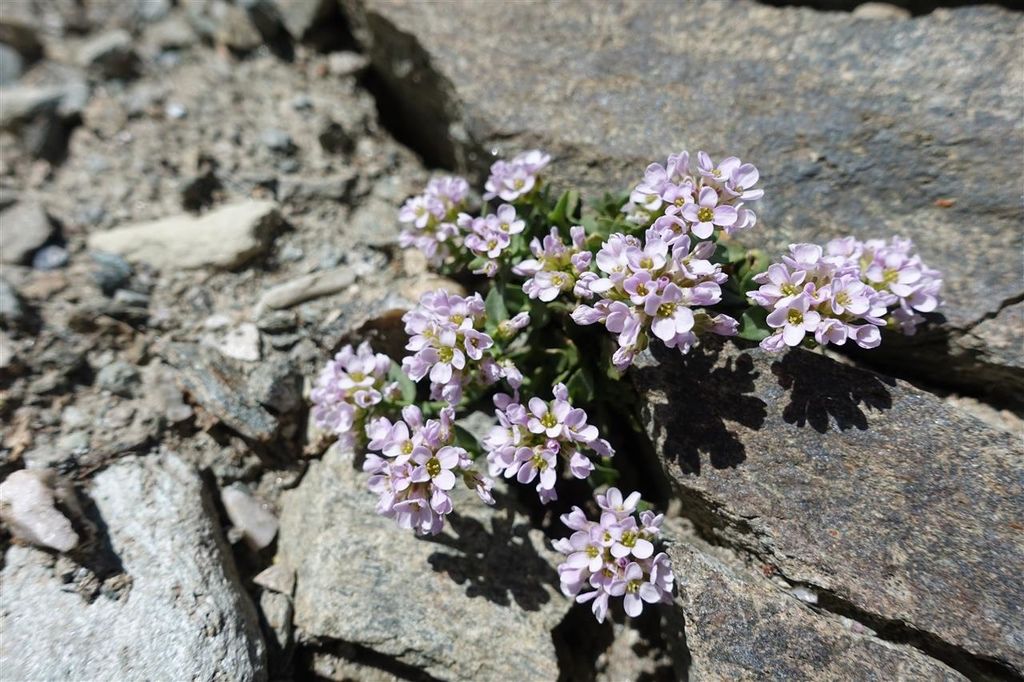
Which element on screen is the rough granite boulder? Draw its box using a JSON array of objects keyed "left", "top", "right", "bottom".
[
  {"left": 669, "top": 542, "right": 965, "bottom": 681},
  {"left": 276, "top": 443, "right": 569, "bottom": 681},
  {"left": 0, "top": 453, "right": 267, "bottom": 681},
  {"left": 341, "top": 0, "right": 1024, "bottom": 402},
  {"left": 632, "top": 342, "right": 1024, "bottom": 677}
]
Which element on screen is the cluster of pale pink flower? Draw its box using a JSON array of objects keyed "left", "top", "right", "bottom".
[
  {"left": 749, "top": 237, "right": 943, "bottom": 351},
  {"left": 483, "top": 384, "right": 613, "bottom": 503},
  {"left": 309, "top": 146, "right": 947, "bottom": 625}
]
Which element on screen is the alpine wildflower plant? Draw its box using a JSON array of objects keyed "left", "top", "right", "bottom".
[{"left": 309, "top": 147, "right": 943, "bottom": 623}]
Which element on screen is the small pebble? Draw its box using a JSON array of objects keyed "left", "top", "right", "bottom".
[
  {"left": 278, "top": 243, "right": 304, "bottom": 262},
  {"left": 32, "top": 245, "right": 69, "bottom": 271},
  {"left": 165, "top": 102, "right": 188, "bottom": 119},
  {"left": 91, "top": 251, "right": 133, "bottom": 296},
  {"left": 261, "top": 128, "right": 295, "bottom": 154},
  {"left": 290, "top": 94, "right": 313, "bottom": 111},
  {"left": 0, "top": 470, "right": 79, "bottom": 552},
  {"left": 221, "top": 485, "right": 278, "bottom": 550},
  {"left": 96, "top": 360, "right": 141, "bottom": 397},
  {"left": 113, "top": 289, "right": 151, "bottom": 307}
]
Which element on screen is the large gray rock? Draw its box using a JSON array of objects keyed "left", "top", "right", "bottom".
[
  {"left": 277, "top": 444, "right": 568, "bottom": 681},
  {"left": 87, "top": 200, "right": 281, "bottom": 271},
  {"left": 0, "top": 453, "right": 267, "bottom": 681},
  {"left": 670, "top": 542, "right": 965, "bottom": 681},
  {"left": 342, "top": 0, "right": 1024, "bottom": 399},
  {"left": 632, "top": 342, "right": 1024, "bottom": 676}
]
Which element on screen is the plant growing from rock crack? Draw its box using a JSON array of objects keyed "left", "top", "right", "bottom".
[{"left": 311, "top": 148, "right": 943, "bottom": 622}]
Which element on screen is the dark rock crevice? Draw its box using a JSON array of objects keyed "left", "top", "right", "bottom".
[
  {"left": 342, "top": 1, "right": 476, "bottom": 173},
  {"left": 298, "top": 636, "right": 445, "bottom": 682},
  {"left": 960, "top": 292, "right": 1024, "bottom": 333},
  {"left": 848, "top": 293, "right": 1024, "bottom": 413}
]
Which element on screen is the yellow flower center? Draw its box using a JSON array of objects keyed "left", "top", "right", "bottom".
[
  {"left": 697, "top": 207, "right": 714, "bottom": 223},
  {"left": 541, "top": 412, "right": 557, "bottom": 429},
  {"left": 426, "top": 457, "right": 441, "bottom": 478},
  {"left": 787, "top": 309, "right": 804, "bottom": 325},
  {"left": 438, "top": 346, "right": 454, "bottom": 363}
]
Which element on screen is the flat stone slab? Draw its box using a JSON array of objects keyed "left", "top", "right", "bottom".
[
  {"left": 87, "top": 200, "right": 280, "bottom": 271},
  {"left": 0, "top": 453, "right": 267, "bottom": 681},
  {"left": 344, "top": 0, "right": 1024, "bottom": 394},
  {"left": 670, "top": 543, "right": 966, "bottom": 681},
  {"left": 633, "top": 342, "right": 1024, "bottom": 675},
  {"left": 277, "top": 443, "right": 569, "bottom": 681}
]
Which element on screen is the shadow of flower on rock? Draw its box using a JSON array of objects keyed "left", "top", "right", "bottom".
[
  {"left": 772, "top": 349, "right": 894, "bottom": 433},
  {"left": 418, "top": 492, "right": 561, "bottom": 612},
  {"left": 633, "top": 341, "right": 767, "bottom": 477}
]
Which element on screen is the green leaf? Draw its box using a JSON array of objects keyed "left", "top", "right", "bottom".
[
  {"left": 527, "top": 297, "right": 550, "bottom": 328},
  {"left": 605, "top": 363, "right": 623, "bottom": 382},
  {"left": 739, "top": 249, "right": 770, "bottom": 292},
  {"left": 565, "top": 367, "right": 596, "bottom": 404},
  {"left": 388, "top": 362, "right": 417, "bottom": 403},
  {"left": 485, "top": 285, "right": 508, "bottom": 323},
  {"left": 553, "top": 190, "right": 580, "bottom": 227},
  {"left": 547, "top": 190, "right": 571, "bottom": 227},
  {"left": 592, "top": 460, "right": 620, "bottom": 486},
  {"left": 720, "top": 287, "right": 748, "bottom": 307},
  {"left": 453, "top": 424, "right": 481, "bottom": 456},
  {"left": 737, "top": 307, "right": 771, "bottom": 341}
]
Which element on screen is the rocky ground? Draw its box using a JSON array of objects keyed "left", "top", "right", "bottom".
[{"left": 0, "top": 1, "right": 1021, "bottom": 681}]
